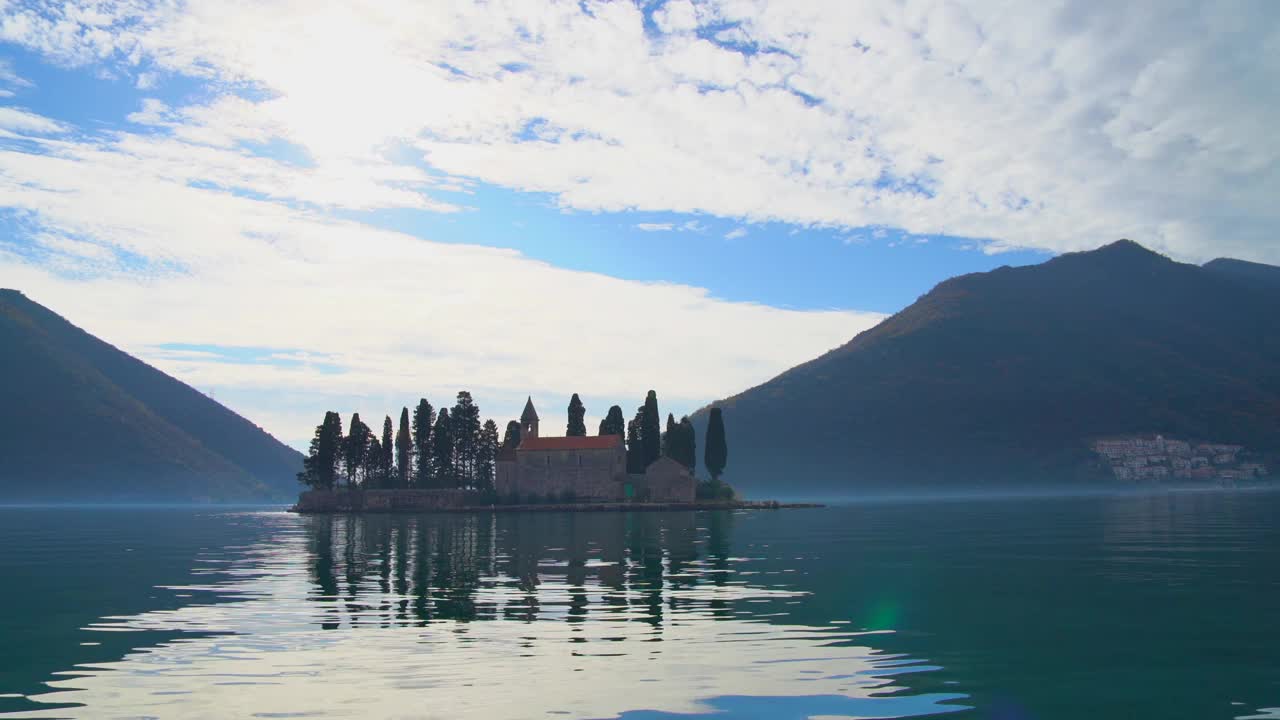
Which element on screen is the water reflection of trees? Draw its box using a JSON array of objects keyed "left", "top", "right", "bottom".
[{"left": 303, "top": 511, "right": 735, "bottom": 630}]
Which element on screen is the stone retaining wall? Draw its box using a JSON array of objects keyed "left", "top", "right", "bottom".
[{"left": 294, "top": 489, "right": 477, "bottom": 513}]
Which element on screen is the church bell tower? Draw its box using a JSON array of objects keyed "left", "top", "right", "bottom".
[{"left": 520, "top": 396, "right": 540, "bottom": 441}]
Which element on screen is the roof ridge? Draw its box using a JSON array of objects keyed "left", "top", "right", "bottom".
[{"left": 517, "top": 434, "right": 622, "bottom": 451}]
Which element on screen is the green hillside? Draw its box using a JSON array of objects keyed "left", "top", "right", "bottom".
[
  {"left": 0, "top": 290, "right": 303, "bottom": 501},
  {"left": 697, "top": 241, "right": 1280, "bottom": 496}
]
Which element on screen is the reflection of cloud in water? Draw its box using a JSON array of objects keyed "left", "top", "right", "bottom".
[{"left": 8, "top": 512, "right": 968, "bottom": 719}]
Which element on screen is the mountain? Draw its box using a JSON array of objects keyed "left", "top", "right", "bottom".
[
  {"left": 696, "top": 240, "right": 1280, "bottom": 497},
  {"left": 1203, "top": 257, "right": 1280, "bottom": 294},
  {"left": 0, "top": 290, "right": 303, "bottom": 501}
]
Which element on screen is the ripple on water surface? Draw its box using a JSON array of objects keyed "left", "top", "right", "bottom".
[{"left": 1, "top": 510, "right": 967, "bottom": 720}]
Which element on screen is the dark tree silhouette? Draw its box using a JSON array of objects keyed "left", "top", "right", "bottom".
[
  {"left": 566, "top": 393, "right": 587, "bottom": 437},
  {"left": 598, "top": 405, "right": 625, "bottom": 438},
  {"left": 366, "top": 433, "right": 384, "bottom": 488},
  {"left": 662, "top": 413, "right": 676, "bottom": 457},
  {"left": 379, "top": 415, "right": 394, "bottom": 488},
  {"left": 477, "top": 419, "right": 500, "bottom": 493},
  {"left": 704, "top": 407, "right": 728, "bottom": 481},
  {"left": 677, "top": 416, "right": 697, "bottom": 474},
  {"left": 432, "top": 408, "right": 454, "bottom": 488},
  {"left": 451, "top": 391, "right": 481, "bottom": 486},
  {"left": 344, "top": 413, "right": 370, "bottom": 488},
  {"left": 412, "top": 399, "right": 435, "bottom": 488},
  {"left": 503, "top": 420, "right": 522, "bottom": 450},
  {"left": 626, "top": 408, "right": 645, "bottom": 474},
  {"left": 299, "top": 411, "right": 343, "bottom": 489},
  {"left": 396, "top": 407, "right": 412, "bottom": 489},
  {"left": 641, "top": 390, "right": 662, "bottom": 468}
]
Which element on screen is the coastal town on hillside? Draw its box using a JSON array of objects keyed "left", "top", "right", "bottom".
[{"left": 1092, "top": 435, "right": 1270, "bottom": 484}]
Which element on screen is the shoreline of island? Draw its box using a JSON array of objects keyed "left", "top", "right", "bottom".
[{"left": 290, "top": 488, "right": 822, "bottom": 514}]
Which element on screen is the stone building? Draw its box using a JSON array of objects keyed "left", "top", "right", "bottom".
[
  {"left": 495, "top": 397, "right": 696, "bottom": 503},
  {"left": 641, "top": 456, "right": 696, "bottom": 503}
]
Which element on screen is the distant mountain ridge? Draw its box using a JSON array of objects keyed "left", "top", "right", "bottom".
[
  {"left": 0, "top": 289, "right": 302, "bottom": 501},
  {"left": 696, "top": 240, "right": 1280, "bottom": 497},
  {"left": 1203, "top": 257, "right": 1280, "bottom": 294}
]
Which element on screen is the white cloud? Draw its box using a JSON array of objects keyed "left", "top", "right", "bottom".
[
  {"left": 636, "top": 220, "right": 709, "bottom": 234},
  {"left": 725, "top": 227, "right": 747, "bottom": 240},
  {"left": 0, "top": 106, "right": 66, "bottom": 134},
  {"left": 2, "top": 1, "right": 1276, "bottom": 262},
  {"left": 653, "top": 0, "right": 700, "bottom": 35},
  {"left": 1, "top": 0, "right": 1278, "bottom": 443},
  {"left": 0, "top": 57, "right": 32, "bottom": 89},
  {"left": 125, "top": 97, "right": 170, "bottom": 125},
  {"left": 0, "top": 2, "right": 1273, "bottom": 263},
  {"left": 0, "top": 116, "right": 883, "bottom": 446}
]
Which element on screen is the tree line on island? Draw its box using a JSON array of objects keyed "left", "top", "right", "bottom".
[{"left": 299, "top": 389, "right": 731, "bottom": 501}]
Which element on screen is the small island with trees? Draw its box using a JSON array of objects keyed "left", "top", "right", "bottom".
[{"left": 293, "top": 390, "right": 811, "bottom": 513}]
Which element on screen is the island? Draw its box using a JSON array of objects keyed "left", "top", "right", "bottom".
[{"left": 293, "top": 394, "right": 814, "bottom": 513}]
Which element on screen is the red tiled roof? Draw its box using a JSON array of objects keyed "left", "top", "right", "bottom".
[{"left": 519, "top": 435, "right": 623, "bottom": 452}]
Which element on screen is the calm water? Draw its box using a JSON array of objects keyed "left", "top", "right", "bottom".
[{"left": 0, "top": 492, "right": 1277, "bottom": 719}]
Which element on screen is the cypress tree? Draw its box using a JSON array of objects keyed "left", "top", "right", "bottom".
[
  {"left": 344, "top": 413, "right": 369, "bottom": 488},
  {"left": 451, "top": 391, "right": 481, "bottom": 487},
  {"left": 566, "top": 393, "right": 587, "bottom": 437},
  {"left": 302, "top": 411, "right": 344, "bottom": 490},
  {"left": 324, "top": 412, "right": 344, "bottom": 488},
  {"left": 626, "top": 408, "right": 645, "bottom": 474},
  {"left": 503, "top": 420, "right": 522, "bottom": 450},
  {"left": 366, "top": 434, "right": 384, "bottom": 488},
  {"left": 412, "top": 399, "right": 435, "bottom": 488},
  {"left": 704, "top": 407, "right": 728, "bottom": 481},
  {"left": 677, "top": 416, "right": 697, "bottom": 474},
  {"left": 477, "top": 419, "right": 500, "bottom": 494},
  {"left": 380, "top": 415, "right": 394, "bottom": 488},
  {"left": 432, "top": 408, "right": 453, "bottom": 488},
  {"left": 598, "top": 405, "right": 625, "bottom": 438},
  {"left": 396, "top": 407, "right": 412, "bottom": 489},
  {"left": 641, "top": 390, "right": 661, "bottom": 468},
  {"left": 662, "top": 413, "right": 676, "bottom": 457}
]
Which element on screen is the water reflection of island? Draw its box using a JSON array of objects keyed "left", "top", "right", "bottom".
[
  {"left": 306, "top": 511, "right": 739, "bottom": 629},
  {"left": 12, "top": 511, "right": 967, "bottom": 720}
]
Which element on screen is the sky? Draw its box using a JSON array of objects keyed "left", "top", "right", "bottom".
[{"left": 0, "top": 1, "right": 1277, "bottom": 450}]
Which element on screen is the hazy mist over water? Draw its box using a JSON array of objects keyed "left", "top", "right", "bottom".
[{"left": 0, "top": 492, "right": 1277, "bottom": 719}]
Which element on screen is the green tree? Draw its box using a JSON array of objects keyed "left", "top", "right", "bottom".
[
  {"left": 366, "top": 433, "right": 384, "bottom": 488},
  {"left": 676, "top": 416, "right": 697, "bottom": 474},
  {"left": 451, "top": 391, "right": 481, "bottom": 487},
  {"left": 396, "top": 407, "right": 412, "bottom": 489},
  {"left": 662, "top": 413, "right": 676, "bottom": 457},
  {"left": 626, "top": 408, "right": 645, "bottom": 474},
  {"left": 704, "top": 407, "right": 728, "bottom": 481},
  {"left": 344, "top": 413, "right": 370, "bottom": 488},
  {"left": 503, "top": 420, "right": 522, "bottom": 450},
  {"left": 412, "top": 399, "right": 435, "bottom": 488},
  {"left": 477, "top": 419, "right": 500, "bottom": 494},
  {"left": 432, "top": 408, "right": 454, "bottom": 488},
  {"left": 566, "top": 393, "right": 587, "bottom": 436},
  {"left": 641, "top": 390, "right": 662, "bottom": 468},
  {"left": 299, "top": 411, "right": 343, "bottom": 489},
  {"left": 598, "top": 405, "right": 625, "bottom": 438}
]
